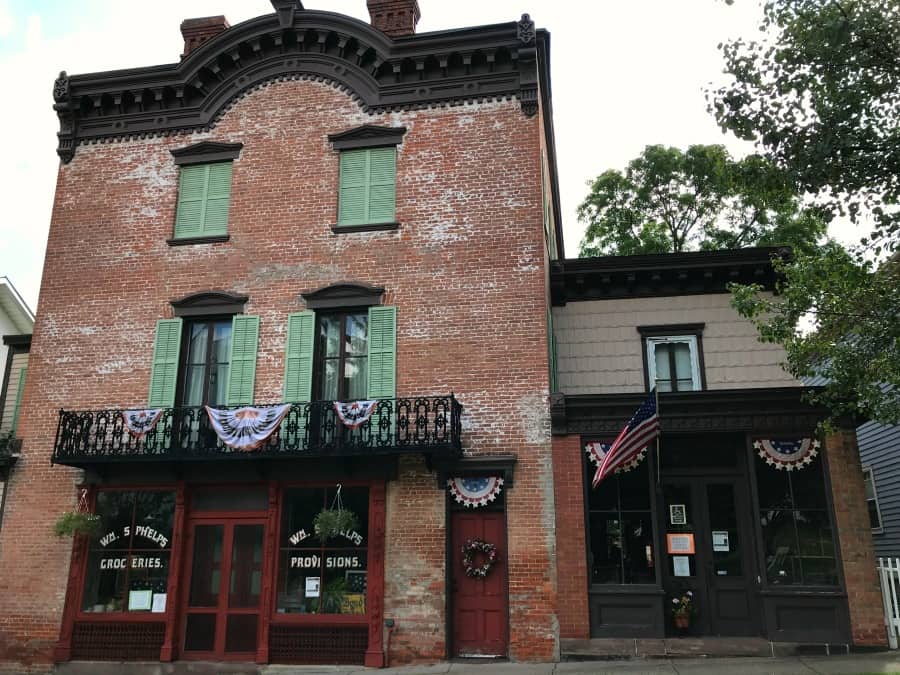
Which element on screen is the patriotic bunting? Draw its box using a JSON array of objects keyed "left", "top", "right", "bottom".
[
  {"left": 754, "top": 438, "right": 820, "bottom": 471},
  {"left": 585, "top": 441, "right": 647, "bottom": 474},
  {"left": 121, "top": 409, "right": 163, "bottom": 439},
  {"left": 205, "top": 404, "right": 291, "bottom": 452},
  {"left": 447, "top": 477, "right": 504, "bottom": 508},
  {"left": 333, "top": 400, "right": 378, "bottom": 429}
]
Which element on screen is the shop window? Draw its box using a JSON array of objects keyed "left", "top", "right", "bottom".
[
  {"left": 277, "top": 486, "right": 369, "bottom": 615},
  {"left": 585, "top": 455, "right": 655, "bottom": 584},
  {"left": 863, "top": 466, "right": 883, "bottom": 532},
  {"left": 81, "top": 491, "right": 175, "bottom": 613},
  {"left": 639, "top": 325, "right": 704, "bottom": 392},
  {"left": 756, "top": 455, "right": 838, "bottom": 585}
]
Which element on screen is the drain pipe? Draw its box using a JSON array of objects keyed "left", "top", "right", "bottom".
[{"left": 384, "top": 618, "right": 397, "bottom": 668}]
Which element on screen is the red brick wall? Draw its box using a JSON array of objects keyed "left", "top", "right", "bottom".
[
  {"left": 0, "top": 79, "right": 557, "bottom": 667},
  {"left": 553, "top": 435, "right": 589, "bottom": 639},
  {"left": 826, "top": 429, "right": 887, "bottom": 647}
]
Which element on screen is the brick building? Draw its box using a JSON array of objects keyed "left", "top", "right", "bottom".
[
  {"left": 549, "top": 249, "right": 886, "bottom": 648},
  {"left": 0, "top": 0, "right": 563, "bottom": 670}
]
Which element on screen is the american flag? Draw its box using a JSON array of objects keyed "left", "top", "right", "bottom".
[{"left": 592, "top": 391, "right": 660, "bottom": 488}]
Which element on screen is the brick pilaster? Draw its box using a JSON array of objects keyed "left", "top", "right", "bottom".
[{"left": 553, "top": 435, "right": 589, "bottom": 638}]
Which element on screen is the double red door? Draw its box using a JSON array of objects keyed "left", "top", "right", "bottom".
[
  {"left": 180, "top": 519, "right": 265, "bottom": 660},
  {"left": 450, "top": 511, "right": 508, "bottom": 657}
]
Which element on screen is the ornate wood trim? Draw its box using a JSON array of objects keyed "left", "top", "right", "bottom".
[
  {"left": 364, "top": 481, "right": 387, "bottom": 668},
  {"left": 301, "top": 282, "right": 385, "bottom": 309},
  {"left": 328, "top": 125, "right": 406, "bottom": 150},
  {"left": 257, "top": 482, "right": 280, "bottom": 664},
  {"left": 170, "top": 290, "right": 248, "bottom": 316},
  {"left": 159, "top": 481, "right": 185, "bottom": 661},
  {"left": 170, "top": 141, "right": 243, "bottom": 165}
]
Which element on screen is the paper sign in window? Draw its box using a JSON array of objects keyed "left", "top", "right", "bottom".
[
  {"left": 712, "top": 531, "right": 730, "bottom": 552},
  {"left": 673, "top": 556, "right": 691, "bottom": 577},
  {"left": 666, "top": 533, "right": 695, "bottom": 554}
]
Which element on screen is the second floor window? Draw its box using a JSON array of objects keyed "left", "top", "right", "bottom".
[
  {"left": 180, "top": 320, "right": 232, "bottom": 407},
  {"left": 315, "top": 313, "right": 368, "bottom": 401},
  {"left": 645, "top": 335, "right": 702, "bottom": 393}
]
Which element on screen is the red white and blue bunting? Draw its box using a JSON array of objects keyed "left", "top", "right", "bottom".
[
  {"left": 754, "top": 438, "right": 820, "bottom": 471},
  {"left": 334, "top": 400, "right": 378, "bottom": 429},
  {"left": 585, "top": 441, "right": 647, "bottom": 474},
  {"left": 205, "top": 404, "right": 291, "bottom": 452},
  {"left": 121, "top": 408, "right": 163, "bottom": 439},
  {"left": 447, "top": 477, "right": 504, "bottom": 508}
]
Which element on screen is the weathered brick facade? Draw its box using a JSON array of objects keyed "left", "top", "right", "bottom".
[{"left": 0, "top": 31, "right": 559, "bottom": 668}]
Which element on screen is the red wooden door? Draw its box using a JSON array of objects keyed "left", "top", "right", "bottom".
[
  {"left": 181, "top": 520, "right": 265, "bottom": 660},
  {"left": 450, "top": 511, "right": 508, "bottom": 657}
]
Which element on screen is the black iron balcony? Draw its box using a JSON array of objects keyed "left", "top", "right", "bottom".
[{"left": 51, "top": 395, "right": 462, "bottom": 467}]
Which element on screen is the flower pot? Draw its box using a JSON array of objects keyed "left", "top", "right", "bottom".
[{"left": 674, "top": 614, "right": 690, "bottom": 629}]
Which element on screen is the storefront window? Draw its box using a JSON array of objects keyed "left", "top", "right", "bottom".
[
  {"left": 277, "top": 486, "right": 369, "bottom": 615},
  {"left": 586, "top": 457, "right": 655, "bottom": 584},
  {"left": 756, "top": 454, "right": 838, "bottom": 586},
  {"left": 81, "top": 491, "right": 175, "bottom": 613}
]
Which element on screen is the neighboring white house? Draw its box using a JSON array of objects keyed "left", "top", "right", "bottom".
[{"left": 0, "top": 277, "right": 34, "bottom": 526}]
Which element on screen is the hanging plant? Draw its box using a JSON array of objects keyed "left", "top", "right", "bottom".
[
  {"left": 313, "top": 484, "right": 358, "bottom": 543},
  {"left": 53, "top": 511, "right": 101, "bottom": 538}
]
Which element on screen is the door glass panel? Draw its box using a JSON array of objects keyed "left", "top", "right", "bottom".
[
  {"left": 706, "top": 484, "right": 742, "bottom": 577},
  {"left": 225, "top": 614, "right": 258, "bottom": 652},
  {"left": 183, "top": 613, "right": 216, "bottom": 652},
  {"left": 663, "top": 484, "right": 696, "bottom": 577},
  {"left": 189, "top": 525, "right": 223, "bottom": 607},
  {"left": 229, "top": 524, "right": 264, "bottom": 608}
]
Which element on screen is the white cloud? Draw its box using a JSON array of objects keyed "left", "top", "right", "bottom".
[{"left": 0, "top": 0, "right": 13, "bottom": 38}]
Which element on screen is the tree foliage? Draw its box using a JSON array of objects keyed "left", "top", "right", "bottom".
[
  {"left": 577, "top": 144, "right": 827, "bottom": 257},
  {"left": 712, "top": 0, "right": 900, "bottom": 424}
]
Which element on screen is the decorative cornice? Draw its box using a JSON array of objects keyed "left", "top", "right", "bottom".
[
  {"left": 301, "top": 282, "right": 385, "bottom": 309},
  {"left": 552, "top": 387, "right": 828, "bottom": 436},
  {"left": 551, "top": 247, "right": 789, "bottom": 305},
  {"left": 170, "top": 290, "right": 249, "bottom": 316},
  {"left": 432, "top": 454, "right": 517, "bottom": 488},
  {"left": 53, "top": 10, "right": 549, "bottom": 162},
  {"left": 171, "top": 140, "right": 243, "bottom": 165},
  {"left": 328, "top": 124, "right": 407, "bottom": 150}
]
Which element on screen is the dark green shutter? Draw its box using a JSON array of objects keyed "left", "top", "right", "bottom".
[
  {"left": 148, "top": 319, "right": 183, "bottom": 407},
  {"left": 174, "top": 162, "right": 233, "bottom": 238},
  {"left": 338, "top": 151, "right": 368, "bottom": 225},
  {"left": 227, "top": 315, "right": 260, "bottom": 406},
  {"left": 284, "top": 311, "right": 315, "bottom": 402},
  {"left": 10, "top": 366, "right": 26, "bottom": 433},
  {"left": 367, "top": 147, "right": 396, "bottom": 223},
  {"left": 367, "top": 306, "right": 396, "bottom": 399}
]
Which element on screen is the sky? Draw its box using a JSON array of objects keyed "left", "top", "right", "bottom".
[{"left": 0, "top": 0, "right": 768, "bottom": 310}]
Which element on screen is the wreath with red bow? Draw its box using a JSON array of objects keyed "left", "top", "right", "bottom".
[{"left": 462, "top": 538, "right": 498, "bottom": 578}]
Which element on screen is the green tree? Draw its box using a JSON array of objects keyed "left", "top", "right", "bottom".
[
  {"left": 577, "top": 144, "right": 826, "bottom": 257},
  {"left": 712, "top": 0, "right": 900, "bottom": 424}
]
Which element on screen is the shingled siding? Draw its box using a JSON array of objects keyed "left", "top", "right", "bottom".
[
  {"left": 859, "top": 421, "right": 900, "bottom": 558},
  {"left": 553, "top": 293, "right": 800, "bottom": 395}
]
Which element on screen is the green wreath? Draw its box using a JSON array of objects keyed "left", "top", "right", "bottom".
[{"left": 461, "top": 538, "right": 498, "bottom": 578}]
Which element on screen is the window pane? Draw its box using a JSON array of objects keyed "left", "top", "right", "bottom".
[
  {"left": 864, "top": 470, "right": 876, "bottom": 500},
  {"left": 230, "top": 524, "right": 264, "bottom": 608},
  {"left": 755, "top": 460, "right": 791, "bottom": 509},
  {"left": 618, "top": 461, "right": 651, "bottom": 510},
  {"left": 187, "top": 322, "right": 209, "bottom": 363},
  {"left": 345, "top": 314, "right": 368, "bottom": 356},
  {"left": 760, "top": 509, "right": 797, "bottom": 584},
  {"left": 212, "top": 322, "right": 231, "bottom": 365},
  {"left": 671, "top": 343, "right": 693, "bottom": 391},
  {"left": 789, "top": 459, "right": 828, "bottom": 508},
  {"left": 707, "top": 484, "right": 742, "bottom": 577},
  {"left": 345, "top": 357, "right": 368, "bottom": 400},
  {"left": 321, "top": 317, "right": 341, "bottom": 358},
  {"left": 869, "top": 500, "right": 882, "bottom": 529},
  {"left": 654, "top": 344, "right": 672, "bottom": 391},
  {"left": 189, "top": 525, "right": 224, "bottom": 607},
  {"left": 322, "top": 549, "right": 368, "bottom": 614},
  {"left": 184, "top": 365, "right": 206, "bottom": 406},
  {"left": 589, "top": 516, "right": 623, "bottom": 584},
  {"left": 796, "top": 510, "right": 836, "bottom": 584},
  {"left": 322, "top": 359, "right": 339, "bottom": 401}
]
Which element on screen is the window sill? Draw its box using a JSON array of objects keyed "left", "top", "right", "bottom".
[
  {"left": 330, "top": 222, "right": 400, "bottom": 234},
  {"left": 166, "top": 234, "right": 230, "bottom": 246}
]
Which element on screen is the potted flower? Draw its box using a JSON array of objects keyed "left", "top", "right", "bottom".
[
  {"left": 671, "top": 590, "right": 695, "bottom": 629},
  {"left": 53, "top": 511, "right": 101, "bottom": 538},
  {"left": 313, "top": 507, "right": 358, "bottom": 543}
]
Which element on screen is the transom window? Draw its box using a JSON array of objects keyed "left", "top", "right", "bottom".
[
  {"left": 645, "top": 335, "right": 702, "bottom": 392},
  {"left": 180, "top": 319, "right": 232, "bottom": 407},
  {"left": 315, "top": 313, "right": 368, "bottom": 401}
]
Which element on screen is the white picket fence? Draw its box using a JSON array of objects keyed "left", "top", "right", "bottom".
[{"left": 878, "top": 557, "right": 900, "bottom": 649}]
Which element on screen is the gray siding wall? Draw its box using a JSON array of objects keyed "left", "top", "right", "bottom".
[
  {"left": 553, "top": 293, "right": 800, "bottom": 395},
  {"left": 859, "top": 421, "right": 900, "bottom": 558}
]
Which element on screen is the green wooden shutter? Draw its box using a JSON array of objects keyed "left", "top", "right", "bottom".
[
  {"left": 227, "top": 315, "right": 260, "bottom": 406},
  {"left": 367, "top": 306, "right": 397, "bottom": 399},
  {"left": 174, "top": 165, "right": 207, "bottom": 238},
  {"left": 338, "top": 150, "right": 368, "bottom": 225},
  {"left": 9, "top": 366, "right": 26, "bottom": 433},
  {"left": 283, "top": 311, "right": 315, "bottom": 403},
  {"left": 367, "top": 147, "right": 396, "bottom": 223},
  {"left": 203, "top": 162, "right": 233, "bottom": 236},
  {"left": 148, "top": 319, "right": 183, "bottom": 407}
]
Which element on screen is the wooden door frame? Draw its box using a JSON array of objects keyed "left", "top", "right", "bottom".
[
  {"left": 179, "top": 514, "right": 267, "bottom": 661},
  {"left": 445, "top": 492, "right": 510, "bottom": 659}
]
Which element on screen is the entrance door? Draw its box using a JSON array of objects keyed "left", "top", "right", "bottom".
[
  {"left": 450, "top": 511, "right": 508, "bottom": 657},
  {"left": 181, "top": 520, "right": 265, "bottom": 660},
  {"left": 661, "top": 479, "right": 758, "bottom": 636}
]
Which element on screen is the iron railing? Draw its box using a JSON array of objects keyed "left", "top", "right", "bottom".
[{"left": 52, "top": 395, "right": 462, "bottom": 466}]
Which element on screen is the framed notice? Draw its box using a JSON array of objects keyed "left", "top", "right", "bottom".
[
  {"left": 666, "top": 533, "right": 695, "bottom": 554},
  {"left": 305, "top": 576, "right": 320, "bottom": 598},
  {"left": 669, "top": 504, "right": 687, "bottom": 525},
  {"left": 712, "top": 530, "right": 730, "bottom": 552},
  {"left": 151, "top": 593, "right": 167, "bottom": 613},
  {"left": 128, "top": 589, "right": 152, "bottom": 611}
]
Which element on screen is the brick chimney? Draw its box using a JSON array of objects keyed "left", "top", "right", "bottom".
[
  {"left": 180, "top": 16, "right": 230, "bottom": 58},
  {"left": 366, "top": 0, "right": 420, "bottom": 38}
]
